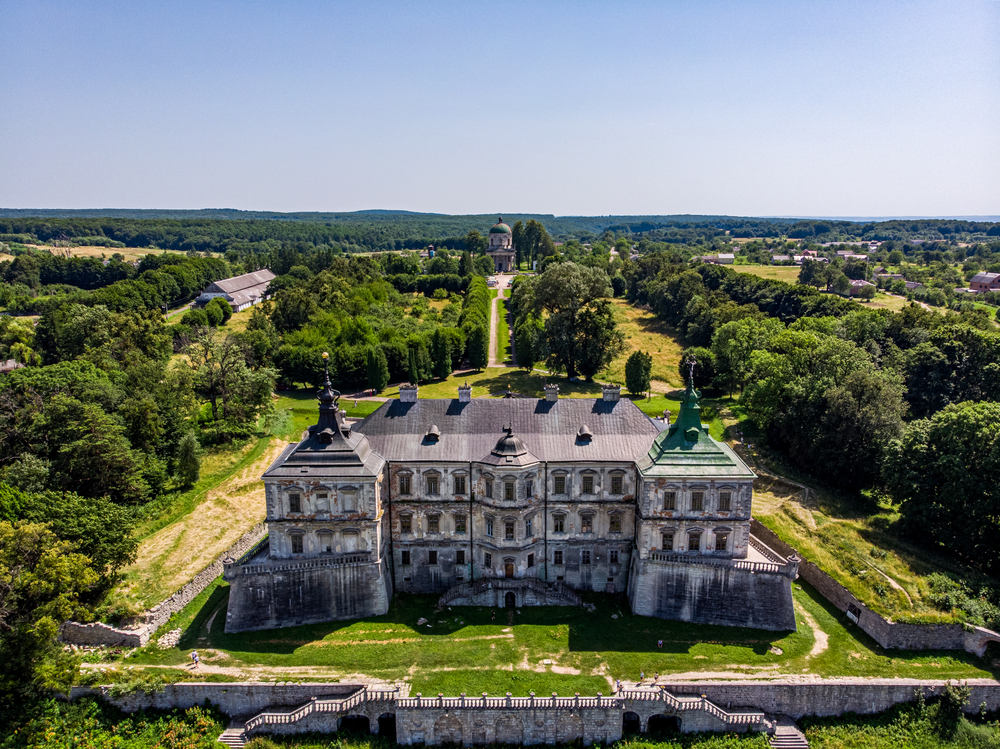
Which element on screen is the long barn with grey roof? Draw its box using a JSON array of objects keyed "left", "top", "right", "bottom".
[{"left": 224, "top": 378, "right": 798, "bottom": 634}]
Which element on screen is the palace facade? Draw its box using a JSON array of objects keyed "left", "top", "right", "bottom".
[{"left": 224, "top": 374, "right": 798, "bottom": 633}]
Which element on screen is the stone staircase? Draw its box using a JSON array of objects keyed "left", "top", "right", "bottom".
[
  {"left": 769, "top": 717, "right": 809, "bottom": 748},
  {"left": 217, "top": 720, "right": 247, "bottom": 748}
]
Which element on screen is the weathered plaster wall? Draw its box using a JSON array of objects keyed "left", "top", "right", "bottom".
[{"left": 628, "top": 556, "right": 797, "bottom": 631}]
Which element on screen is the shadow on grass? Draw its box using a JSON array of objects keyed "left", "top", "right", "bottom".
[{"left": 182, "top": 586, "right": 789, "bottom": 661}]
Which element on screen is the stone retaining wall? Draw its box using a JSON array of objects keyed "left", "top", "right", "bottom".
[
  {"left": 749, "top": 519, "right": 1000, "bottom": 656},
  {"left": 60, "top": 523, "right": 267, "bottom": 648},
  {"left": 69, "top": 682, "right": 362, "bottom": 717}
]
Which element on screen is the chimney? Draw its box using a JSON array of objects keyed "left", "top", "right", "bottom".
[
  {"left": 602, "top": 384, "right": 621, "bottom": 402},
  {"left": 544, "top": 383, "right": 559, "bottom": 402},
  {"left": 458, "top": 383, "right": 472, "bottom": 403},
  {"left": 399, "top": 383, "right": 418, "bottom": 403}
]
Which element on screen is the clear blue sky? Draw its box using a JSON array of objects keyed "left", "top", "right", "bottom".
[{"left": 1, "top": 0, "right": 997, "bottom": 217}]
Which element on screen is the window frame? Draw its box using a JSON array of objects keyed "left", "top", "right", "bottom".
[
  {"left": 504, "top": 519, "right": 515, "bottom": 540},
  {"left": 288, "top": 492, "right": 302, "bottom": 514},
  {"left": 688, "top": 529, "right": 702, "bottom": 552},
  {"left": 428, "top": 549, "right": 438, "bottom": 565},
  {"left": 553, "top": 475, "right": 566, "bottom": 495},
  {"left": 691, "top": 490, "right": 705, "bottom": 511},
  {"left": 454, "top": 513, "right": 467, "bottom": 534},
  {"left": 718, "top": 490, "right": 732, "bottom": 512},
  {"left": 454, "top": 475, "right": 467, "bottom": 495},
  {"left": 552, "top": 514, "right": 565, "bottom": 533},
  {"left": 611, "top": 475, "right": 623, "bottom": 495},
  {"left": 399, "top": 475, "right": 412, "bottom": 495},
  {"left": 581, "top": 514, "right": 594, "bottom": 534},
  {"left": 661, "top": 531, "right": 674, "bottom": 552},
  {"left": 609, "top": 549, "right": 619, "bottom": 564},
  {"left": 400, "top": 514, "right": 412, "bottom": 534},
  {"left": 553, "top": 550, "right": 563, "bottom": 565},
  {"left": 582, "top": 475, "right": 594, "bottom": 495},
  {"left": 486, "top": 516, "right": 494, "bottom": 537},
  {"left": 504, "top": 481, "right": 515, "bottom": 502},
  {"left": 401, "top": 549, "right": 411, "bottom": 565},
  {"left": 581, "top": 549, "right": 591, "bottom": 565},
  {"left": 426, "top": 475, "right": 440, "bottom": 495},
  {"left": 456, "top": 549, "right": 466, "bottom": 564},
  {"left": 291, "top": 534, "right": 304, "bottom": 554},
  {"left": 427, "top": 514, "right": 440, "bottom": 534},
  {"left": 609, "top": 514, "right": 622, "bottom": 534},
  {"left": 664, "top": 490, "right": 677, "bottom": 511}
]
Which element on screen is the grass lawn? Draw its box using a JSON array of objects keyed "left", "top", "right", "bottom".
[
  {"left": 603, "top": 300, "right": 685, "bottom": 389},
  {"left": 498, "top": 297, "right": 512, "bottom": 364},
  {"left": 731, "top": 265, "right": 802, "bottom": 283},
  {"left": 30, "top": 244, "right": 193, "bottom": 263},
  {"left": 862, "top": 293, "right": 910, "bottom": 313},
  {"left": 125, "top": 577, "right": 996, "bottom": 692}
]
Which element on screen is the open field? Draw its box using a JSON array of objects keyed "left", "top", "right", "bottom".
[
  {"left": 604, "top": 300, "right": 685, "bottom": 388},
  {"left": 862, "top": 292, "right": 910, "bottom": 313},
  {"left": 25, "top": 244, "right": 194, "bottom": 263},
  {"left": 731, "top": 265, "right": 802, "bottom": 283},
  {"left": 121, "top": 576, "right": 997, "bottom": 692}
]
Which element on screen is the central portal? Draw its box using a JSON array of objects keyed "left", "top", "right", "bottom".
[{"left": 505, "top": 591, "right": 516, "bottom": 608}]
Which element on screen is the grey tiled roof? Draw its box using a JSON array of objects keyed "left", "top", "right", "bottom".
[{"left": 354, "top": 398, "right": 662, "bottom": 464}]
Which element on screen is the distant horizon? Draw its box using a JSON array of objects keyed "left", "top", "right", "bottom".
[{"left": 0, "top": 207, "right": 998, "bottom": 224}]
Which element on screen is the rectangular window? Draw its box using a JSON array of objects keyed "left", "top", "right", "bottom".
[
  {"left": 581, "top": 550, "right": 591, "bottom": 565},
  {"left": 484, "top": 552, "right": 492, "bottom": 568},
  {"left": 554, "top": 550, "right": 563, "bottom": 565},
  {"left": 486, "top": 518, "right": 494, "bottom": 537},
  {"left": 428, "top": 515, "right": 439, "bottom": 533},
  {"left": 454, "top": 475, "right": 466, "bottom": 495},
  {"left": 581, "top": 515, "right": 593, "bottom": 533},
  {"left": 485, "top": 480, "right": 493, "bottom": 499},
  {"left": 611, "top": 475, "right": 623, "bottom": 494},
  {"left": 454, "top": 514, "right": 466, "bottom": 534},
  {"left": 429, "top": 550, "right": 438, "bottom": 565},
  {"left": 582, "top": 475, "right": 594, "bottom": 494},
  {"left": 689, "top": 532, "right": 701, "bottom": 552},
  {"left": 505, "top": 520, "right": 515, "bottom": 540},
  {"left": 400, "top": 515, "right": 412, "bottom": 534},
  {"left": 427, "top": 476, "right": 439, "bottom": 495},
  {"left": 291, "top": 535, "right": 303, "bottom": 554},
  {"left": 609, "top": 549, "right": 619, "bottom": 564},
  {"left": 401, "top": 550, "right": 411, "bottom": 565},
  {"left": 719, "top": 491, "right": 732, "bottom": 512},
  {"left": 715, "top": 531, "right": 729, "bottom": 552},
  {"left": 691, "top": 491, "right": 704, "bottom": 511},
  {"left": 399, "top": 475, "right": 411, "bottom": 494},
  {"left": 289, "top": 493, "right": 301, "bottom": 514},
  {"left": 664, "top": 491, "right": 676, "bottom": 511},
  {"left": 554, "top": 475, "right": 566, "bottom": 494},
  {"left": 527, "top": 553, "right": 535, "bottom": 568},
  {"left": 526, "top": 481, "right": 533, "bottom": 498},
  {"left": 553, "top": 515, "right": 565, "bottom": 533},
  {"left": 525, "top": 518, "right": 533, "bottom": 536},
  {"left": 456, "top": 550, "right": 465, "bottom": 564},
  {"left": 505, "top": 481, "right": 515, "bottom": 501},
  {"left": 662, "top": 532, "right": 674, "bottom": 551},
  {"left": 609, "top": 515, "right": 622, "bottom": 534}
]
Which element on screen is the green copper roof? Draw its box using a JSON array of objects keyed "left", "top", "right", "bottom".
[
  {"left": 637, "top": 383, "right": 755, "bottom": 479},
  {"left": 489, "top": 218, "right": 511, "bottom": 234}
]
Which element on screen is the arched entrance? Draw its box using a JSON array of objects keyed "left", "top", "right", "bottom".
[
  {"left": 622, "top": 712, "right": 640, "bottom": 736},
  {"left": 338, "top": 715, "right": 371, "bottom": 734},
  {"left": 378, "top": 714, "right": 396, "bottom": 742},
  {"left": 505, "top": 591, "right": 516, "bottom": 608},
  {"left": 646, "top": 714, "right": 680, "bottom": 737}
]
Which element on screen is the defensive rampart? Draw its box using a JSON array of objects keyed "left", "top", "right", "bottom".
[
  {"left": 60, "top": 523, "right": 267, "bottom": 648},
  {"left": 749, "top": 519, "right": 1000, "bottom": 656}
]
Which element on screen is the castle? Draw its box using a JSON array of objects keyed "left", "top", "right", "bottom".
[{"left": 224, "top": 362, "right": 797, "bottom": 633}]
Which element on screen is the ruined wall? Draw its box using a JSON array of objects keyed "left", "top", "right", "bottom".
[
  {"left": 628, "top": 557, "right": 796, "bottom": 631},
  {"left": 224, "top": 555, "right": 392, "bottom": 633}
]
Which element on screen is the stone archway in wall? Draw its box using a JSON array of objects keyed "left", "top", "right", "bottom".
[
  {"left": 495, "top": 715, "right": 524, "bottom": 744},
  {"left": 623, "top": 712, "right": 641, "bottom": 736},
  {"left": 646, "top": 714, "right": 680, "bottom": 737},
  {"left": 377, "top": 713, "right": 396, "bottom": 742},
  {"left": 556, "top": 714, "right": 584, "bottom": 744},
  {"left": 338, "top": 715, "right": 371, "bottom": 734},
  {"left": 434, "top": 714, "right": 463, "bottom": 745}
]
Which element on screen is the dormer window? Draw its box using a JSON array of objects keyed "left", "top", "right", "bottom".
[{"left": 425, "top": 424, "right": 441, "bottom": 442}]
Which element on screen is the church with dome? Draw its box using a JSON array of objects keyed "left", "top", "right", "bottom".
[
  {"left": 487, "top": 217, "right": 516, "bottom": 273},
  {"left": 223, "top": 364, "right": 799, "bottom": 634}
]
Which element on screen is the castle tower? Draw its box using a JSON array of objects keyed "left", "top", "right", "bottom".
[
  {"left": 223, "top": 353, "right": 392, "bottom": 632},
  {"left": 486, "top": 217, "right": 515, "bottom": 273}
]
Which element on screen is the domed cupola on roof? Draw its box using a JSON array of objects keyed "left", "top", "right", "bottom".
[
  {"left": 480, "top": 424, "right": 540, "bottom": 467},
  {"left": 489, "top": 217, "right": 512, "bottom": 234}
]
